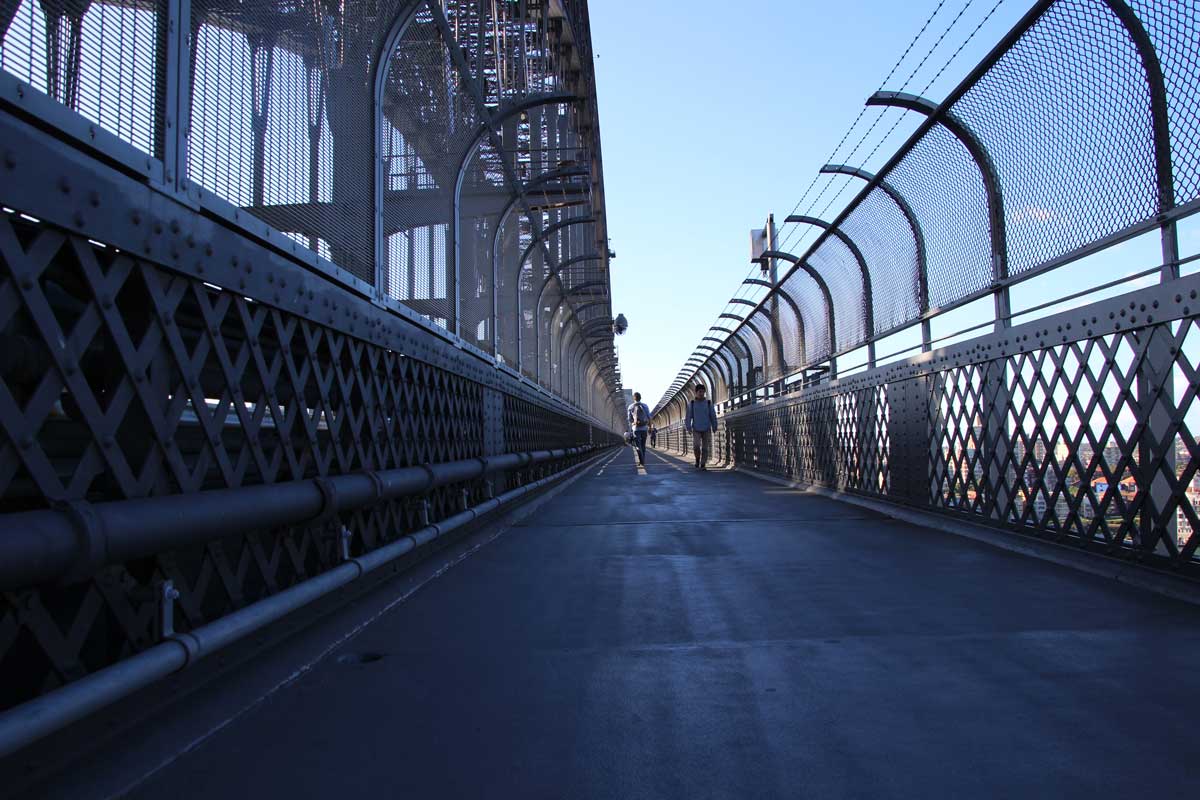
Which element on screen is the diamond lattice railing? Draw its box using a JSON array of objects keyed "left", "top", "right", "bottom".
[
  {"left": 0, "top": 211, "right": 612, "bottom": 711},
  {"left": 673, "top": 272, "right": 1200, "bottom": 579}
]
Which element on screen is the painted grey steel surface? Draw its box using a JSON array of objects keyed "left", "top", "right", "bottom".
[
  {"left": 0, "top": 0, "right": 622, "bottom": 721},
  {"left": 652, "top": 0, "right": 1200, "bottom": 583},
  {"left": 91, "top": 448, "right": 1200, "bottom": 798},
  {"left": 657, "top": 0, "right": 1200, "bottom": 415},
  {"left": 0, "top": 447, "right": 607, "bottom": 759},
  {"left": 659, "top": 271, "right": 1200, "bottom": 578}
]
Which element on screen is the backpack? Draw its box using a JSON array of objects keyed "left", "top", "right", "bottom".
[{"left": 632, "top": 403, "right": 648, "bottom": 428}]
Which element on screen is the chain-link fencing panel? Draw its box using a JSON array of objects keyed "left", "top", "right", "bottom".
[
  {"left": 494, "top": 209, "right": 525, "bottom": 367},
  {"left": 839, "top": 187, "right": 921, "bottom": 336},
  {"left": 886, "top": 123, "right": 993, "bottom": 311},
  {"left": 1, "top": 0, "right": 164, "bottom": 156},
  {"left": 458, "top": 137, "right": 510, "bottom": 352},
  {"left": 1130, "top": 0, "right": 1200, "bottom": 208},
  {"left": 802, "top": 235, "right": 867, "bottom": 354},
  {"left": 778, "top": 267, "right": 831, "bottom": 365},
  {"left": 746, "top": 306, "right": 780, "bottom": 383},
  {"left": 956, "top": 0, "right": 1157, "bottom": 278},
  {"left": 379, "top": 2, "right": 481, "bottom": 321}
]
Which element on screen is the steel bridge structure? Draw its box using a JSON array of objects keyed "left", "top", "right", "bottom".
[
  {"left": 0, "top": 0, "right": 624, "bottom": 754},
  {"left": 1, "top": 0, "right": 1200, "bottom": 796},
  {"left": 655, "top": 0, "right": 1200, "bottom": 579}
]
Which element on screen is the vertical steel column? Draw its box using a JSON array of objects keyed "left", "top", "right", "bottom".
[
  {"left": 1102, "top": 0, "right": 1177, "bottom": 548},
  {"left": 449, "top": 161, "right": 463, "bottom": 335},
  {"left": 161, "top": 0, "right": 192, "bottom": 192},
  {"left": 248, "top": 32, "right": 277, "bottom": 208},
  {"left": 888, "top": 375, "right": 931, "bottom": 504},
  {"left": 305, "top": 57, "right": 324, "bottom": 251},
  {"left": 764, "top": 215, "right": 788, "bottom": 394},
  {"left": 482, "top": 385, "right": 506, "bottom": 490},
  {"left": 981, "top": 356, "right": 1013, "bottom": 523},
  {"left": 1134, "top": 325, "right": 1179, "bottom": 550}
]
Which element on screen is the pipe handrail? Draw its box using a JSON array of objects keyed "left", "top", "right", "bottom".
[{"left": 1, "top": 446, "right": 599, "bottom": 590}]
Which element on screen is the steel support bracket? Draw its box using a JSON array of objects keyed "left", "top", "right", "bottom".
[{"left": 156, "top": 579, "right": 180, "bottom": 640}]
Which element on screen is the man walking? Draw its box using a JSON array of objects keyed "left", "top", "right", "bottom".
[
  {"left": 685, "top": 384, "right": 718, "bottom": 470},
  {"left": 649, "top": 425, "right": 658, "bottom": 448},
  {"left": 627, "top": 392, "right": 651, "bottom": 466}
]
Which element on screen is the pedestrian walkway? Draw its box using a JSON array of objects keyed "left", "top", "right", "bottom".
[{"left": 125, "top": 446, "right": 1200, "bottom": 799}]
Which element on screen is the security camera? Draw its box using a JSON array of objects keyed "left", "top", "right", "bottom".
[{"left": 613, "top": 314, "right": 628, "bottom": 335}]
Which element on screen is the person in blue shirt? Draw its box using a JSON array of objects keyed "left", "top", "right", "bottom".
[
  {"left": 685, "top": 384, "right": 718, "bottom": 470},
  {"left": 627, "top": 392, "right": 651, "bottom": 466}
]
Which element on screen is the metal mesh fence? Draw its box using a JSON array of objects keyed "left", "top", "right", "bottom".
[
  {"left": 1131, "top": 0, "right": 1200, "bottom": 207},
  {"left": 654, "top": 1, "right": 1200, "bottom": 545},
  {"left": 778, "top": 268, "right": 831, "bottom": 365},
  {"left": 495, "top": 210, "right": 524, "bottom": 367},
  {"left": 730, "top": 330, "right": 754, "bottom": 392},
  {"left": 747, "top": 307, "right": 779, "bottom": 383},
  {"left": 519, "top": 233, "right": 545, "bottom": 377},
  {"left": 2, "top": 0, "right": 619, "bottom": 420},
  {"left": 770, "top": 291, "right": 803, "bottom": 377},
  {"left": 804, "top": 234, "right": 866, "bottom": 352},
  {"left": 0, "top": 0, "right": 623, "bottom": 717},
  {"left": 518, "top": 103, "right": 576, "bottom": 183},
  {"left": 189, "top": 1, "right": 378, "bottom": 280},
  {"left": 706, "top": 273, "right": 1200, "bottom": 578},
  {"left": 379, "top": 4, "right": 477, "bottom": 318},
  {"left": 538, "top": 283, "right": 564, "bottom": 386},
  {"left": 734, "top": 324, "right": 766, "bottom": 389},
  {"left": 459, "top": 137, "right": 510, "bottom": 352},
  {"left": 0, "top": 204, "right": 617, "bottom": 711},
  {"left": 839, "top": 187, "right": 921, "bottom": 335},
  {"left": 955, "top": 0, "right": 1158, "bottom": 276},
  {"left": 444, "top": 0, "right": 566, "bottom": 107},
  {"left": 0, "top": 0, "right": 163, "bottom": 156},
  {"left": 660, "top": 1, "right": 1200, "bottom": 420},
  {"left": 887, "top": 122, "right": 993, "bottom": 312}
]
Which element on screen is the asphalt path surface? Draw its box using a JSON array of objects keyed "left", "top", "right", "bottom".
[{"left": 126, "top": 446, "right": 1200, "bottom": 799}]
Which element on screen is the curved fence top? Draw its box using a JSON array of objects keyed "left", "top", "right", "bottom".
[{"left": 655, "top": 0, "right": 1200, "bottom": 418}]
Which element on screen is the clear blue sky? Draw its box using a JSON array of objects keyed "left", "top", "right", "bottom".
[{"left": 589, "top": 0, "right": 1199, "bottom": 408}]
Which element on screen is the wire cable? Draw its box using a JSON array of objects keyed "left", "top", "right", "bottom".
[{"left": 654, "top": 0, "right": 1003, "bottom": 411}]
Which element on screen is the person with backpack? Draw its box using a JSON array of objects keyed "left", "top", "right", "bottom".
[
  {"left": 627, "top": 392, "right": 651, "bottom": 466},
  {"left": 685, "top": 384, "right": 718, "bottom": 470}
]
